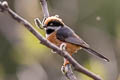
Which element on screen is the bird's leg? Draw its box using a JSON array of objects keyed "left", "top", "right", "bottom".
[
  {"left": 60, "top": 43, "right": 66, "bottom": 51},
  {"left": 63, "top": 58, "right": 70, "bottom": 66},
  {"left": 60, "top": 43, "right": 71, "bottom": 74},
  {"left": 60, "top": 43, "right": 71, "bottom": 66}
]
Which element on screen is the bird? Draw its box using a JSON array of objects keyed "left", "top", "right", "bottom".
[{"left": 43, "top": 15, "right": 109, "bottom": 66}]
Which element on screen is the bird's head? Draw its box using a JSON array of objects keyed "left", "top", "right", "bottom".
[{"left": 43, "top": 16, "right": 64, "bottom": 34}]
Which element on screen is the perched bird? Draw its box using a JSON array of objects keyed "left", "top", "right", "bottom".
[{"left": 43, "top": 16, "right": 109, "bottom": 66}]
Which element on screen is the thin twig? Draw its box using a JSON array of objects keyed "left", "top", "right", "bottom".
[
  {"left": 34, "top": 18, "right": 43, "bottom": 29},
  {"left": 0, "top": 1, "right": 102, "bottom": 80}
]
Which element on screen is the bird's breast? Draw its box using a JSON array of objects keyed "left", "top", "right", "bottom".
[{"left": 46, "top": 32, "right": 81, "bottom": 55}]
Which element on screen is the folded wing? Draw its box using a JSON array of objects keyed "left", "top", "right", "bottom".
[{"left": 56, "top": 26, "right": 109, "bottom": 62}]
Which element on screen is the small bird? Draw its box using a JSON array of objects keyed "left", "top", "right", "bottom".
[{"left": 43, "top": 16, "right": 109, "bottom": 66}]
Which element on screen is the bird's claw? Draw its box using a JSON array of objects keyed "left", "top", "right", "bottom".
[{"left": 60, "top": 43, "right": 66, "bottom": 51}]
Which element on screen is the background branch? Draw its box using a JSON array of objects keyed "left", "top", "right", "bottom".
[
  {"left": 0, "top": 1, "right": 102, "bottom": 80},
  {"left": 40, "top": 0, "right": 49, "bottom": 18}
]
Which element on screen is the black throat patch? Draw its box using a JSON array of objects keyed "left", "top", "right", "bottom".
[{"left": 46, "top": 28, "right": 55, "bottom": 34}]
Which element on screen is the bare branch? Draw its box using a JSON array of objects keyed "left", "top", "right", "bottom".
[
  {"left": 0, "top": 1, "right": 102, "bottom": 80},
  {"left": 40, "top": 0, "right": 49, "bottom": 18}
]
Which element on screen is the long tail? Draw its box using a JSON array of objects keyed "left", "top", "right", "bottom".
[{"left": 82, "top": 46, "right": 109, "bottom": 62}]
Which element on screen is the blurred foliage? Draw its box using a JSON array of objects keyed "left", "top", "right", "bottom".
[{"left": 0, "top": 32, "right": 18, "bottom": 80}]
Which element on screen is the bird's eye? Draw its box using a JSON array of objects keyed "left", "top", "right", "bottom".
[
  {"left": 49, "top": 23, "right": 53, "bottom": 26},
  {"left": 47, "top": 21, "right": 63, "bottom": 26}
]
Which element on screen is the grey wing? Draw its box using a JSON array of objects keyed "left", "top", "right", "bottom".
[
  {"left": 56, "top": 26, "right": 89, "bottom": 48},
  {"left": 56, "top": 26, "right": 109, "bottom": 62}
]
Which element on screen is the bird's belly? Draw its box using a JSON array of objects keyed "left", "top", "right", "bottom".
[
  {"left": 66, "top": 43, "right": 81, "bottom": 54},
  {"left": 47, "top": 33, "right": 81, "bottom": 55}
]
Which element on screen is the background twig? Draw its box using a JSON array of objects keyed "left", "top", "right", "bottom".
[
  {"left": 0, "top": 1, "right": 102, "bottom": 80},
  {"left": 40, "top": 0, "right": 49, "bottom": 18}
]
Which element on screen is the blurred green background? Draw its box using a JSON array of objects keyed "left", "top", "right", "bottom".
[{"left": 0, "top": 0, "right": 119, "bottom": 80}]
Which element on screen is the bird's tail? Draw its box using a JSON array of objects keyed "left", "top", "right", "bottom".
[{"left": 82, "top": 46, "right": 109, "bottom": 62}]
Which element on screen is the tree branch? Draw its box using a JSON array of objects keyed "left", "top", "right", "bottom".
[
  {"left": 40, "top": 0, "right": 49, "bottom": 18},
  {"left": 0, "top": 1, "right": 102, "bottom": 80}
]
